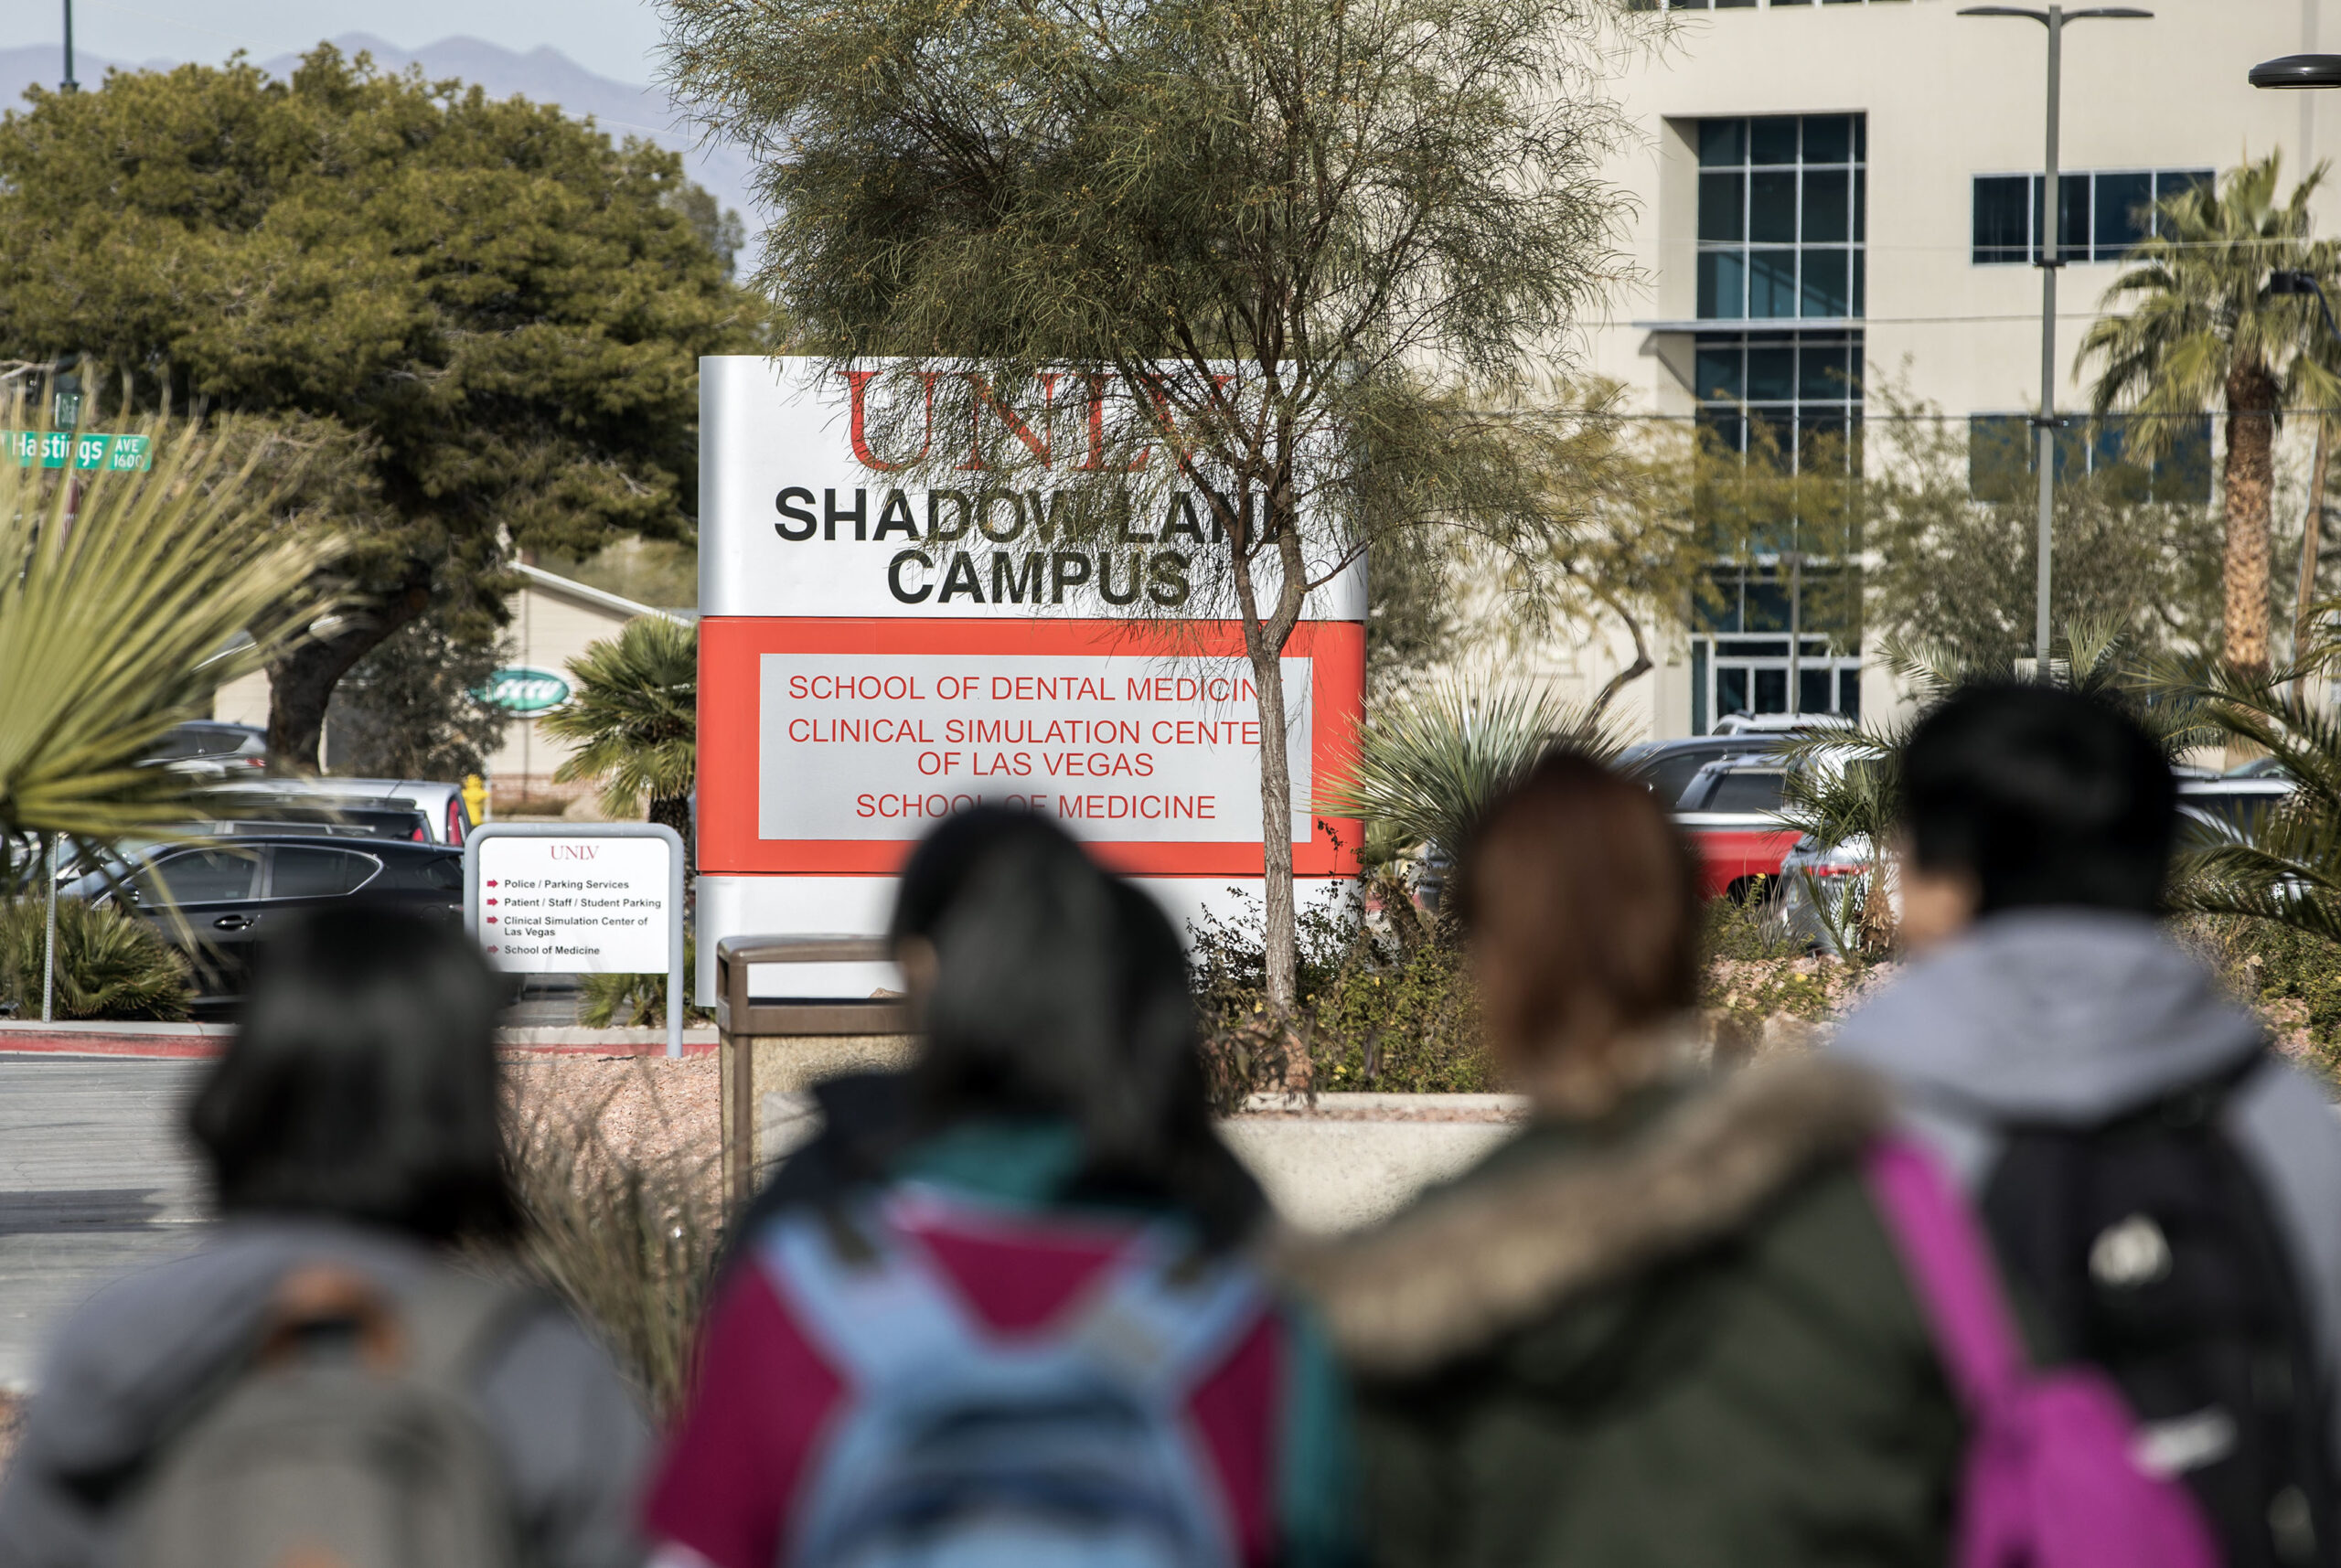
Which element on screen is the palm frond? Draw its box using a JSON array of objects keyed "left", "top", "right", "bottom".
[
  {"left": 541, "top": 617, "right": 700, "bottom": 817},
  {"left": 0, "top": 395, "right": 338, "bottom": 840}
]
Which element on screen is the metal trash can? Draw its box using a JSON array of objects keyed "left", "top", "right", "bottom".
[{"left": 715, "top": 935, "right": 914, "bottom": 1204}]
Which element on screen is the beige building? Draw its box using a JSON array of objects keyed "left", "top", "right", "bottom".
[
  {"left": 1512, "top": 0, "right": 2338, "bottom": 740},
  {"left": 215, "top": 563, "right": 688, "bottom": 806}
]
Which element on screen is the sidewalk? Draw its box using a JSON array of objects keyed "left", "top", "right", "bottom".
[{"left": 0, "top": 1019, "right": 720, "bottom": 1059}]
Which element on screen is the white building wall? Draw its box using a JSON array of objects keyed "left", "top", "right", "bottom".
[{"left": 1483, "top": 0, "right": 2334, "bottom": 740}]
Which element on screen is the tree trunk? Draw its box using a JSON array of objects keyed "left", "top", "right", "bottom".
[
  {"left": 265, "top": 579, "right": 431, "bottom": 772},
  {"left": 2222, "top": 366, "right": 2280, "bottom": 677},
  {"left": 1224, "top": 475, "right": 1310, "bottom": 1022},
  {"left": 2295, "top": 417, "right": 2328, "bottom": 680}
]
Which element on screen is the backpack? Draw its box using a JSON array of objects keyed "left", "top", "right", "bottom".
[
  {"left": 1865, "top": 1136, "right": 2222, "bottom": 1568},
  {"left": 1982, "top": 1054, "right": 2337, "bottom": 1568},
  {"left": 759, "top": 1189, "right": 1268, "bottom": 1568},
  {"left": 122, "top": 1263, "right": 536, "bottom": 1568}
]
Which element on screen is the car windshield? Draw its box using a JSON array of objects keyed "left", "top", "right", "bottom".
[
  {"left": 1700, "top": 771, "right": 1787, "bottom": 815},
  {"left": 2182, "top": 789, "right": 2287, "bottom": 836}
]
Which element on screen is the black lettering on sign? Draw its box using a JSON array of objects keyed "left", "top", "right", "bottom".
[{"left": 775, "top": 486, "right": 817, "bottom": 540}]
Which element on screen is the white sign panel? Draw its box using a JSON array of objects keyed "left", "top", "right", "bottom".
[
  {"left": 476, "top": 835, "right": 675, "bottom": 974},
  {"left": 700, "top": 357, "right": 1367, "bottom": 623},
  {"left": 758, "top": 654, "right": 1313, "bottom": 843}
]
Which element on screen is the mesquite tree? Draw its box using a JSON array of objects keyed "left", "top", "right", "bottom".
[{"left": 667, "top": 0, "right": 1648, "bottom": 1008}]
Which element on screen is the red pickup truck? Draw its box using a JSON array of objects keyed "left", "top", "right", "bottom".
[{"left": 1672, "top": 754, "right": 1801, "bottom": 901}]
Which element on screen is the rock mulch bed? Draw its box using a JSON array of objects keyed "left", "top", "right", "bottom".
[{"left": 504, "top": 1056, "right": 717, "bottom": 1167}]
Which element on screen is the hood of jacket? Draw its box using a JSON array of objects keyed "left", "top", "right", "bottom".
[
  {"left": 1277, "top": 1055, "right": 1887, "bottom": 1378},
  {"left": 1832, "top": 909, "right": 2263, "bottom": 1124}
]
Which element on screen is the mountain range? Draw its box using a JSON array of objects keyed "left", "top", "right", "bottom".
[{"left": 0, "top": 34, "right": 760, "bottom": 235}]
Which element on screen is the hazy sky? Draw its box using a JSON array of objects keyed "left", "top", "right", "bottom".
[{"left": 22, "top": 0, "right": 668, "bottom": 84}]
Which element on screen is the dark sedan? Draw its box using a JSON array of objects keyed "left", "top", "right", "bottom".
[{"left": 72, "top": 837, "right": 465, "bottom": 1007}]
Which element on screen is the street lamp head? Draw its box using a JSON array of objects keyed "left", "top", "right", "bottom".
[
  {"left": 2270, "top": 269, "right": 2323, "bottom": 295},
  {"left": 2251, "top": 54, "right": 2341, "bottom": 89}
]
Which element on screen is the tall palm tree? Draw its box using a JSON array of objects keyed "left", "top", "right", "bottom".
[
  {"left": 543, "top": 616, "right": 699, "bottom": 873},
  {"left": 2079, "top": 153, "right": 2341, "bottom": 677},
  {"left": 0, "top": 395, "right": 336, "bottom": 846}
]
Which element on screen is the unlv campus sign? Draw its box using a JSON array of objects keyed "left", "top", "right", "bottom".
[{"left": 695, "top": 357, "right": 1366, "bottom": 999}]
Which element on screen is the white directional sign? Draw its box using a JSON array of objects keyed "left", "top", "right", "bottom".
[
  {"left": 465, "top": 823, "right": 689, "bottom": 1055},
  {"left": 476, "top": 835, "right": 674, "bottom": 971}
]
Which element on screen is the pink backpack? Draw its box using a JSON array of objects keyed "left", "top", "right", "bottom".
[{"left": 1864, "top": 1137, "right": 2224, "bottom": 1568}]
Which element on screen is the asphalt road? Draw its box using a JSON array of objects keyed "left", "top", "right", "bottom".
[{"left": 0, "top": 1057, "right": 207, "bottom": 1389}]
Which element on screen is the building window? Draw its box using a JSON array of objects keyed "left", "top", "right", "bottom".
[
  {"left": 1968, "top": 413, "right": 2214, "bottom": 504},
  {"left": 1693, "top": 330, "right": 1863, "bottom": 475},
  {"left": 1696, "top": 115, "right": 1866, "bottom": 322},
  {"left": 1691, "top": 566, "right": 1863, "bottom": 731},
  {"left": 1971, "top": 169, "right": 2214, "bottom": 264}
]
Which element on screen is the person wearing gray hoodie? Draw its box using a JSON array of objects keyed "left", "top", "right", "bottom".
[
  {"left": 0, "top": 906, "right": 649, "bottom": 1568},
  {"left": 1833, "top": 682, "right": 2341, "bottom": 1568}
]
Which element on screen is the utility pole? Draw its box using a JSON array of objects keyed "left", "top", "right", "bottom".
[
  {"left": 60, "top": 0, "right": 78, "bottom": 92},
  {"left": 1962, "top": 5, "right": 2152, "bottom": 677}
]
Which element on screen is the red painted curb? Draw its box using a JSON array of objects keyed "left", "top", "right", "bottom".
[{"left": 0, "top": 1035, "right": 722, "bottom": 1061}]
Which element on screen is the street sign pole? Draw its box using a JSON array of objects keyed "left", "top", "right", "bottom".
[{"left": 464, "top": 822, "right": 689, "bottom": 1058}]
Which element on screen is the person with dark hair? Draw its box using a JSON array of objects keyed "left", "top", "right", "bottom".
[
  {"left": 645, "top": 807, "right": 1357, "bottom": 1568},
  {"left": 1834, "top": 683, "right": 2341, "bottom": 1568},
  {"left": 1283, "top": 751, "right": 1966, "bottom": 1567},
  {"left": 0, "top": 906, "right": 650, "bottom": 1568}
]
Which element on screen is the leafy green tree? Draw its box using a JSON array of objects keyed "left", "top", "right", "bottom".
[
  {"left": 2079, "top": 154, "right": 2340, "bottom": 677},
  {"left": 541, "top": 617, "right": 699, "bottom": 872},
  {"left": 667, "top": 0, "right": 1647, "bottom": 1008},
  {"left": 1860, "top": 381, "right": 2226, "bottom": 669},
  {"left": 0, "top": 48, "right": 765, "bottom": 765},
  {"left": 325, "top": 605, "right": 513, "bottom": 781}
]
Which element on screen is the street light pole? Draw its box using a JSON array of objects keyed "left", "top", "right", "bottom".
[
  {"left": 1962, "top": 5, "right": 2152, "bottom": 677},
  {"left": 60, "top": 0, "right": 77, "bottom": 92}
]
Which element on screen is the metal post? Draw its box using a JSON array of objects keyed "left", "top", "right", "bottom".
[
  {"left": 41, "top": 834, "right": 58, "bottom": 1023},
  {"left": 1787, "top": 550, "right": 1804, "bottom": 714},
  {"left": 60, "top": 0, "right": 76, "bottom": 91},
  {"left": 2036, "top": 5, "right": 2064, "bottom": 677}
]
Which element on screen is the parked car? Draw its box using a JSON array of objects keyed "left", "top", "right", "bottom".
[
  {"left": 1618, "top": 733, "right": 1786, "bottom": 809},
  {"left": 64, "top": 837, "right": 465, "bottom": 1006},
  {"left": 136, "top": 721, "right": 267, "bottom": 778},
  {"left": 1775, "top": 833, "right": 1886, "bottom": 953},
  {"left": 1673, "top": 752, "right": 1805, "bottom": 901},
  {"left": 203, "top": 776, "right": 474, "bottom": 846},
  {"left": 193, "top": 790, "right": 436, "bottom": 843},
  {"left": 2175, "top": 773, "right": 2294, "bottom": 837}
]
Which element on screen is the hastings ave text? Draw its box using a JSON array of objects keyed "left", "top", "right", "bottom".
[{"left": 774, "top": 485, "right": 1243, "bottom": 607}]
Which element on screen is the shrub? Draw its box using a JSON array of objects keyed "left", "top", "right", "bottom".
[
  {"left": 2178, "top": 914, "right": 2341, "bottom": 1085},
  {"left": 1191, "top": 876, "right": 1489, "bottom": 1102},
  {"left": 0, "top": 896, "right": 191, "bottom": 1020},
  {"left": 577, "top": 938, "right": 714, "bottom": 1029},
  {"left": 507, "top": 1086, "right": 723, "bottom": 1417}
]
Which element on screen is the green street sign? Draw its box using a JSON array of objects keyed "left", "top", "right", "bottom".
[
  {"left": 5, "top": 432, "right": 154, "bottom": 471},
  {"left": 475, "top": 667, "right": 572, "bottom": 713}
]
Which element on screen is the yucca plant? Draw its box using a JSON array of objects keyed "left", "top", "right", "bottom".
[
  {"left": 542, "top": 616, "right": 697, "bottom": 872},
  {"left": 0, "top": 895, "right": 190, "bottom": 1020},
  {"left": 0, "top": 392, "right": 337, "bottom": 846},
  {"left": 1320, "top": 680, "right": 1620, "bottom": 872}
]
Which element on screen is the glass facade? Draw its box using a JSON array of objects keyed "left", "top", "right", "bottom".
[
  {"left": 1691, "top": 330, "right": 1863, "bottom": 474},
  {"left": 1968, "top": 413, "right": 2215, "bottom": 504},
  {"left": 1697, "top": 115, "right": 1866, "bottom": 322},
  {"left": 1972, "top": 169, "right": 2215, "bottom": 265},
  {"left": 1691, "top": 567, "right": 1864, "bottom": 731}
]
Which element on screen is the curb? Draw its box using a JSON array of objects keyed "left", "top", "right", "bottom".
[{"left": 0, "top": 1026, "right": 722, "bottom": 1061}]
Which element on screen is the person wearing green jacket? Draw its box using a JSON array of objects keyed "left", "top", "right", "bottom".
[{"left": 1283, "top": 752, "right": 1964, "bottom": 1568}]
